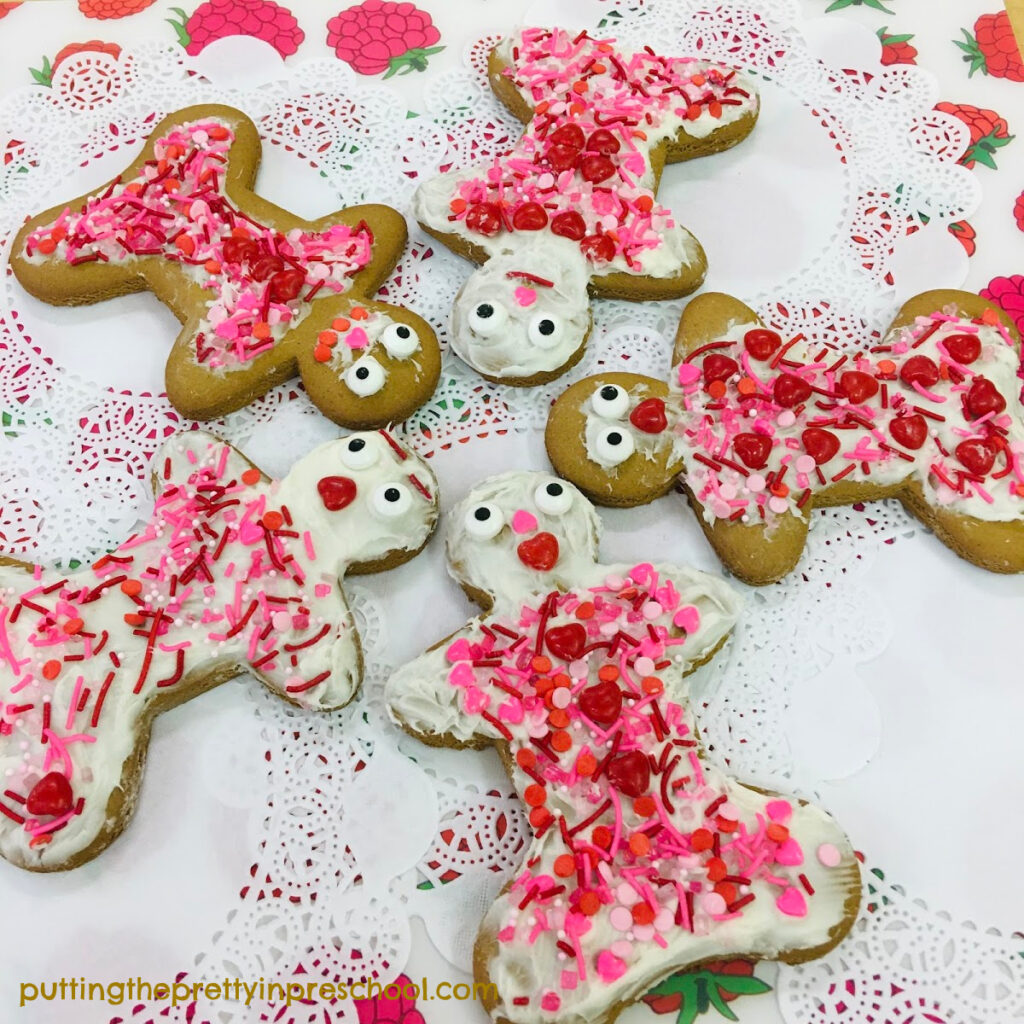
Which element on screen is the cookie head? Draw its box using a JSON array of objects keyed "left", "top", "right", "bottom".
[
  {"left": 281, "top": 430, "right": 439, "bottom": 570},
  {"left": 450, "top": 240, "right": 591, "bottom": 385},
  {"left": 447, "top": 471, "right": 600, "bottom": 609},
  {"left": 546, "top": 372, "right": 683, "bottom": 508}
]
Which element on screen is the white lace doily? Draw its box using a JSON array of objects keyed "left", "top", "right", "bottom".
[{"left": 1, "top": 3, "right": 1019, "bottom": 1023}]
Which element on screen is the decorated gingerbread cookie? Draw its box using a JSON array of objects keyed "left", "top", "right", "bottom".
[
  {"left": 0, "top": 428, "right": 438, "bottom": 871},
  {"left": 547, "top": 290, "right": 1024, "bottom": 584},
  {"left": 413, "top": 26, "right": 760, "bottom": 385},
  {"left": 386, "top": 472, "right": 860, "bottom": 1024},
  {"left": 11, "top": 104, "right": 441, "bottom": 428}
]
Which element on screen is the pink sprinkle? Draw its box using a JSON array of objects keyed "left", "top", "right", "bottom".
[
  {"left": 701, "top": 892, "right": 726, "bottom": 915},
  {"left": 766, "top": 799, "right": 792, "bottom": 822},
  {"left": 314, "top": 583, "right": 331, "bottom": 598},
  {"left": 678, "top": 363, "right": 701, "bottom": 385},
  {"left": 345, "top": 326, "right": 369, "bottom": 349},
  {"left": 541, "top": 993, "right": 560, "bottom": 1012},
  {"left": 463, "top": 685, "right": 490, "bottom": 713},
  {"left": 672, "top": 605, "right": 700, "bottom": 633},
  {"left": 596, "top": 950, "right": 627, "bottom": 983},
  {"left": 817, "top": 842, "right": 842, "bottom": 868},
  {"left": 609, "top": 906, "right": 633, "bottom": 931},
  {"left": 446, "top": 638, "right": 473, "bottom": 662},
  {"left": 774, "top": 838, "right": 804, "bottom": 866},
  {"left": 776, "top": 886, "right": 808, "bottom": 917},
  {"left": 560, "top": 971, "right": 578, "bottom": 990},
  {"left": 497, "top": 926, "right": 516, "bottom": 942},
  {"left": 448, "top": 663, "right": 475, "bottom": 687},
  {"left": 511, "top": 509, "right": 539, "bottom": 534},
  {"left": 514, "top": 286, "right": 537, "bottom": 307}
]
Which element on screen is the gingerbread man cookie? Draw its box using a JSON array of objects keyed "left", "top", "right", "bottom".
[
  {"left": 547, "top": 290, "right": 1024, "bottom": 584},
  {"left": 413, "top": 26, "right": 760, "bottom": 385},
  {"left": 0, "top": 428, "right": 438, "bottom": 871},
  {"left": 11, "top": 104, "right": 441, "bottom": 428},
  {"left": 386, "top": 472, "right": 860, "bottom": 1024}
]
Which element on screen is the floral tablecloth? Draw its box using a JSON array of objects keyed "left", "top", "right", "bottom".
[{"left": 0, "top": 2, "right": 1021, "bottom": 1024}]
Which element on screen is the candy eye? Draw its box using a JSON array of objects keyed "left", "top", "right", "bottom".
[
  {"left": 468, "top": 301, "right": 507, "bottom": 337},
  {"left": 372, "top": 482, "right": 412, "bottom": 518},
  {"left": 340, "top": 435, "right": 379, "bottom": 470},
  {"left": 527, "top": 312, "right": 562, "bottom": 349},
  {"left": 534, "top": 480, "right": 572, "bottom": 515},
  {"left": 591, "top": 383, "right": 629, "bottom": 419},
  {"left": 595, "top": 426, "right": 635, "bottom": 465},
  {"left": 381, "top": 321, "right": 419, "bottom": 359},
  {"left": 465, "top": 502, "right": 504, "bottom": 539},
  {"left": 345, "top": 356, "right": 385, "bottom": 397}
]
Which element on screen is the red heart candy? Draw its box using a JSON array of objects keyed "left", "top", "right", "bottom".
[
  {"left": 546, "top": 144, "right": 580, "bottom": 173},
  {"left": 517, "top": 532, "right": 559, "bottom": 571},
  {"left": 605, "top": 750, "right": 650, "bottom": 798},
  {"left": 581, "top": 154, "right": 616, "bottom": 183},
  {"left": 546, "top": 623, "right": 587, "bottom": 662},
  {"left": 838, "top": 370, "right": 879, "bottom": 405},
  {"left": 580, "top": 234, "right": 616, "bottom": 264},
  {"left": 512, "top": 202, "right": 548, "bottom": 230},
  {"left": 629, "top": 398, "right": 668, "bottom": 434},
  {"left": 702, "top": 353, "right": 739, "bottom": 384},
  {"left": 249, "top": 254, "right": 284, "bottom": 282},
  {"left": 579, "top": 678, "right": 622, "bottom": 726},
  {"left": 317, "top": 475, "right": 357, "bottom": 511},
  {"left": 465, "top": 202, "right": 503, "bottom": 237},
  {"left": 269, "top": 269, "right": 305, "bottom": 303},
  {"left": 26, "top": 772, "right": 73, "bottom": 818},
  {"left": 551, "top": 211, "right": 586, "bottom": 241},
  {"left": 943, "top": 333, "right": 981, "bottom": 365},
  {"left": 955, "top": 439, "right": 997, "bottom": 476},
  {"left": 743, "top": 328, "right": 781, "bottom": 360},
  {"left": 221, "top": 237, "right": 259, "bottom": 264},
  {"left": 889, "top": 413, "right": 928, "bottom": 450},
  {"left": 801, "top": 427, "right": 840, "bottom": 465},
  {"left": 899, "top": 355, "right": 940, "bottom": 389},
  {"left": 733, "top": 432, "right": 772, "bottom": 469},
  {"left": 774, "top": 373, "right": 812, "bottom": 408},
  {"left": 965, "top": 376, "right": 1007, "bottom": 419},
  {"left": 549, "top": 124, "right": 585, "bottom": 150},
  {"left": 587, "top": 129, "right": 621, "bottom": 155}
]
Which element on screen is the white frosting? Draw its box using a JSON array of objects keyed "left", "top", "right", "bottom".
[
  {"left": 0, "top": 429, "right": 438, "bottom": 870},
  {"left": 445, "top": 471, "right": 602, "bottom": 612},
  {"left": 449, "top": 237, "right": 592, "bottom": 379},
  {"left": 386, "top": 477, "right": 858, "bottom": 1024}
]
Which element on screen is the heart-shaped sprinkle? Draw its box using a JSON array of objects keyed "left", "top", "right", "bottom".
[
  {"left": 629, "top": 398, "right": 668, "bottom": 434},
  {"left": 517, "top": 532, "right": 559, "bottom": 571},
  {"left": 733, "top": 432, "right": 772, "bottom": 469},
  {"left": 344, "top": 326, "right": 369, "bottom": 349},
  {"left": 774, "top": 837, "right": 804, "bottom": 866},
  {"left": 766, "top": 799, "right": 792, "bottom": 823},
  {"left": 776, "top": 886, "right": 807, "bottom": 917},
  {"left": 773, "top": 373, "right": 812, "bottom": 408},
  {"left": 317, "top": 475, "right": 357, "bottom": 511},
  {"left": 673, "top": 605, "right": 700, "bottom": 634},
  {"left": 801, "top": 427, "right": 841, "bottom": 465},
  {"left": 965, "top": 376, "right": 1006, "bottom": 419},
  {"left": 546, "top": 623, "right": 587, "bottom": 662},
  {"left": 838, "top": 370, "right": 879, "bottom": 405},
  {"left": 511, "top": 509, "right": 539, "bottom": 534},
  {"left": 446, "top": 638, "right": 473, "bottom": 663},
  {"left": 889, "top": 413, "right": 928, "bottom": 450},
  {"left": 578, "top": 679, "right": 623, "bottom": 725},
  {"left": 26, "top": 772, "right": 73, "bottom": 818},
  {"left": 514, "top": 286, "right": 537, "bottom": 307},
  {"left": 605, "top": 750, "right": 650, "bottom": 797}
]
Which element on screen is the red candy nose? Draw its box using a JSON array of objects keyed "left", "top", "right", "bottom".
[
  {"left": 26, "top": 772, "right": 73, "bottom": 818},
  {"left": 517, "top": 532, "right": 559, "bottom": 571},
  {"left": 317, "top": 475, "right": 357, "bottom": 511},
  {"left": 629, "top": 398, "right": 668, "bottom": 434}
]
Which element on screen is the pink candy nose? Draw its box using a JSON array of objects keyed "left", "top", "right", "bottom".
[{"left": 511, "top": 509, "right": 538, "bottom": 534}]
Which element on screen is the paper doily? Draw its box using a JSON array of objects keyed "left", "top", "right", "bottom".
[{"left": 0, "top": 4, "right": 1016, "bottom": 1024}]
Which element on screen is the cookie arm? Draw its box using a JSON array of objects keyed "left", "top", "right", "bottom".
[{"left": 385, "top": 618, "right": 501, "bottom": 750}]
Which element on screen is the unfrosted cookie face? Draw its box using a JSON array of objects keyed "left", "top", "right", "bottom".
[
  {"left": 447, "top": 471, "right": 601, "bottom": 607},
  {"left": 546, "top": 373, "right": 683, "bottom": 507},
  {"left": 450, "top": 240, "right": 592, "bottom": 385}
]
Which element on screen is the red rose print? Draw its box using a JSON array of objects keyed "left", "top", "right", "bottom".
[
  {"left": 169, "top": 0, "right": 305, "bottom": 59},
  {"left": 642, "top": 958, "right": 771, "bottom": 1024},
  {"left": 980, "top": 276, "right": 1024, "bottom": 338},
  {"left": 877, "top": 27, "right": 917, "bottom": 66},
  {"left": 0, "top": 2, "right": 22, "bottom": 19},
  {"left": 327, "top": 0, "right": 444, "bottom": 78},
  {"left": 353, "top": 974, "right": 426, "bottom": 1024},
  {"left": 1014, "top": 191, "right": 1024, "bottom": 233},
  {"left": 935, "top": 101, "right": 1014, "bottom": 170},
  {"left": 955, "top": 11, "right": 1024, "bottom": 82}
]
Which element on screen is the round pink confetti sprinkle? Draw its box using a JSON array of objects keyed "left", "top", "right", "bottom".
[
  {"left": 654, "top": 908, "right": 674, "bottom": 932},
  {"left": 551, "top": 687, "right": 571, "bottom": 709},
  {"left": 569, "top": 658, "right": 588, "bottom": 678},
  {"left": 777, "top": 409, "right": 797, "bottom": 427},
  {"left": 795, "top": 455, "right": 816, "bottom": 474},
  {"left": 701, "top": 892, "right": 726, "bottom": 915},
  {"left": 719, "top": 482, "right": 738, "bottom": 500},
  {"left": 609, "top": 906, "right": 633, "bottom": 931},
  {"left": 632, "top": 924, "right": 656, "bottom": 942},
  {"left": 768, "top": 496, "right": 790, "bottom": 515},
  {"left": 817, "top": 842, "right": 842, "bottom": 868},
  {"left": 719, "top": 802, "right": 739, "bottom": 820},
  {"left": 747, "top": 474, "right": 766, "bottom": 492},
  {"left": 642, "top": 601, "right": 663, "bottom": 620},
  {"left": 634, "top": 656, "right": 655, "bottom": 676},
  {"left": 272, "top": 611, "right": 291, "bottom": 631},
  {"left": 616, "top": 882, "right": 638, "bottom": 905},
  {"left": 605, "top": 574, "right": 624, "bottom": 590}
]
